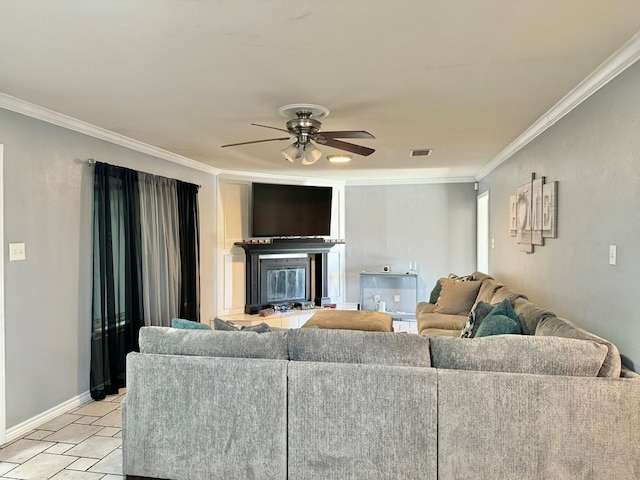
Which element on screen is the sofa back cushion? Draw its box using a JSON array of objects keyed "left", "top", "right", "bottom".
[
  {"left": 490, "top": 285, "right": 528, "bottom": 305},
  {"left": 434, "top": 279, "right": 482, "bottom": 315},
  {"left": 475, "top": 278, "right": 504, "bottom": 305},
  {"left": 535, "top": 316, "right": 621, "bottom": 377},
  {"left": 511, "top": 297, "right": 555, "bottom": 335},
  {"left": 287, "top": 328, "right": 431, "bottom": 367},
  {"left": 430, "top": 335, "right": 608, "bottom": 377},
  {"left": 138, "top": 326, "right": 288, "bottom": 360}
]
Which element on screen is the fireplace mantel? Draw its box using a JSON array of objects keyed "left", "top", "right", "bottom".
[
  {"left": 235, "top": 240, "right": 343, "bottom": 314},
  {"left": 234, "top": 239, "right": 342, "bottom": 255}
]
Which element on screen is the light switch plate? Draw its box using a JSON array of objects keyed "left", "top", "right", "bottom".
[
  {"left": 9, "top": 243, "right": 26, "bottom": 261},
  {"left": 609, "top": 245, "right": 616, "bottom": 266}
]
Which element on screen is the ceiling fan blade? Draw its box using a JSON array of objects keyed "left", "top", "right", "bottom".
[
  {"left": 323, "top": 138, "right": 375, "bottom": 156},
  {"left": 251, "top": 123, "right": 290, "bottom": 134},
  {"left": 221, "top": 137, "right": 290, "bottom": 148},
  {"left": 319, "top": 130, "right": 375, "bottom": 139}
]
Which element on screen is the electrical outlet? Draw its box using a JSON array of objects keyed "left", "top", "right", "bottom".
[
  {"left": 609, "top": 245, "right": 617, "bottom": 265},
  {"left": 9, "top": 243, "right": 26, "bottom": 261},
  {"left": 394, "top": 294, "right": 401, "bottom": 303}
]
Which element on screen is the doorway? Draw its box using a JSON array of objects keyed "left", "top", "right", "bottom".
[{"left": 477, "top": 190, "right": 489, "bottom": 273}]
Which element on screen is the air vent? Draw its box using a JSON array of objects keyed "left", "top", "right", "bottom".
[{"left": 410, "top": 149, "right": 433, "bottom": 157}]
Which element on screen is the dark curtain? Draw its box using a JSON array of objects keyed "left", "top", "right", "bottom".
[
  {"left": 90, "top": 163, "right": 143, "bottom": 400},
  {"left": 90, "top": 163, "right": 201, "bottom": 400},
  {"left": 177, "top": 181, "right": 201, "bottom": 322}
]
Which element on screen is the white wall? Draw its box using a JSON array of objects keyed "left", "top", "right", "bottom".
[
  {"left": 344, "top": 183, "right": 478, "bottom": 305},
  {"left": 479, "top": 59, "right": 640, "bottom": 370},
  {"left": 1, "top": 108, "right": 217, "bottom": 429}
]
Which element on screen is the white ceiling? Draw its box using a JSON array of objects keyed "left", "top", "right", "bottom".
[{"left": 1, "top": 1, "right": 640, "bottom": 182}]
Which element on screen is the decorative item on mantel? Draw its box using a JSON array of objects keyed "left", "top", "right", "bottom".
[{"left": 509, "top": 173, "right": 557, "bottom": 254}]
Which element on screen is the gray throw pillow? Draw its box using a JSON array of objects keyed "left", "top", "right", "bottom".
[
  {"left": 460, "top": 301, "right": 494, "bottom": 338},
  {"left": 213, "top": 317, "right": 271, "bottom": 333}
]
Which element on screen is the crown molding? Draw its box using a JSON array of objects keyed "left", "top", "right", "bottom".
[
  {"left": 345, "top": 176, "right": 475, "bottom": 186},
  {"left": 219, "top": 169, "right": 347, "bottom": 187},
  {"left": 476, "top": 30, "right": 640, "bottom": 181},
  {"left": 0, "top": 92, "right": 220, "bottom": 175}
]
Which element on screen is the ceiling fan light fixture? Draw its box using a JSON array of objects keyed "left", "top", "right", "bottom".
[
  {"left": 301, "top": 143, "right": 322, "bottom": 165},
  {"left": 281, "top": 142, "right": 299, "bottom": 163},
  {"left": 327, "top": 154, "right": 352, "bottom": 163}
]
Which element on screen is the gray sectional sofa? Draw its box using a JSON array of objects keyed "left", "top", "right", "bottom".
[
  {"left": 123, "top": 324, "right": 640, "bottom": 479},
  {"left": 417, "top": 272, "right": 626, "bottom": 377}
]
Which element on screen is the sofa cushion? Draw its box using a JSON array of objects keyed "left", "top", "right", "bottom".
[
  {"left": 417, "top": 312, "right": 468, "bottom": 337},
  {"left": 430, "top": 335, "right": 608, "bottom": 377},
  {"left": 535, "top": 316, "right": 621, "bottom": 377},
  {"left": 287, "top": 328, "right": 431, "bottom": 367},
  {"left": 171, "top": 318, "right": 211, "bottom": 330},
  {"left": 491, "top": 285, "right": 528, "bottom": 304},
  {"left": 302, "top": 309, "right": 393, "bottom": 332},
  {"left": 460, "top": 301, "right": 495, "bottom": 338},
  {"left": 475, "top": 278, "right": 504, "bottom": 305},
  {"left": 138, "top": 326, "right": 288, "bottom": 359},
  {"left": 434, "top": 279, "right": 482, "bottom": 315}
]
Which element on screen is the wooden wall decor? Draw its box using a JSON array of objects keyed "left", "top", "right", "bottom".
[{"left": 510, "top": 173, "right": 558, "bottom": 253}]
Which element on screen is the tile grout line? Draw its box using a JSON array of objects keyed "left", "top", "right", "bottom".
[{"left": 0, "top": 389, "right": 125, "bottom": 479}]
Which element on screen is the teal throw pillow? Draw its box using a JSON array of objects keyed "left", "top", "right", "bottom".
[
  {"left": 429, "top": 279, "right": 443, "bottom": 304},
  {"left": 488, "top": 299, "right": 520, "bottom": 323},
  {"left": 171, "top": 318, "right": 211, "bottom": 330},
  {"left": 460, "top": 301, "right": 495, "bottom": 338},
  {"left": 474, "top": 299, "right": 522, "bottom": 337},
  {"left": 475, "top": 314, "right": 521, "bottom": 337}
]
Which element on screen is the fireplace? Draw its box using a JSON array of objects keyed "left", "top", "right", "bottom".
[
  {"left": 259, "top": 255, "right": 311, "bottom": 305},
  {"left": 235, "top": 239, "right": 341, "bottom": 314}
]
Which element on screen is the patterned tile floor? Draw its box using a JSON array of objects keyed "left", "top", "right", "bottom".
[{"left": 0, "top": 390, "right": 125, "bottom": 479}]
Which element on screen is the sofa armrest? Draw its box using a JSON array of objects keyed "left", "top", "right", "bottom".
[
  {"left": 535, "top": 316, "right": 621, "bottom": 377},
  {"left": 416, "top": 301, "right": 436, "bottom": 317}
]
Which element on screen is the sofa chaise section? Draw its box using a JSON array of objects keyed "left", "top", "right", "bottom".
[
  {"left": 123, "top": 328, "right": 289, "bottom": 480},
  {"left": 437, "top": 368, "right": 640, "bottom": 479},
  {"left": 288, "top": 362, "right": 437, "bottom": 480},
  {"left": 286, "top": 328, "right": 437, "bottom": 480}
]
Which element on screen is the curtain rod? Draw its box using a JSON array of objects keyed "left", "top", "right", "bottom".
[{"left": 85, "top": 158, "right": 201, "bottom": 189}]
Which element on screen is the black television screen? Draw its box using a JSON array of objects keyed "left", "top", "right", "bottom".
[{"left": 251, "top": 182, "right": 333, "bottom": 237}]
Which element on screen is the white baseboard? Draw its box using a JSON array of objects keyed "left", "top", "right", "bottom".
[{"left": 5, "top": 391, "right": 93, "bottom": 444}]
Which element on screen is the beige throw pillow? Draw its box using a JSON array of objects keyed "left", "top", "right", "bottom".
[{"left": 434, "top": 278, "right": 482, "bottom": 315}]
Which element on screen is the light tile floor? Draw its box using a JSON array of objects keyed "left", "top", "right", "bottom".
[{"left": 0, "top": 390, "right": 125, "bottom": 480}]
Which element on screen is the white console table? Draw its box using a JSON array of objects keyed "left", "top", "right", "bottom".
[{"left": 359, "top": 272, "right": 418, "bottom": 332}]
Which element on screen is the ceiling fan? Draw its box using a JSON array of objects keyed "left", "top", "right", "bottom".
[{"left": 221, "top": 103, "right": 375, "bottom": 165}]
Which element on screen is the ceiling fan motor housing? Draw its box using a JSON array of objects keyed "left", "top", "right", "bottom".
[{"left": 286, "top": 112, "right": 321, "bottom": 145}]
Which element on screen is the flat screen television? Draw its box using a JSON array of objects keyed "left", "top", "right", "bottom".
[{"left": 251, "top": 182, "right": 333, "bottom": 237}]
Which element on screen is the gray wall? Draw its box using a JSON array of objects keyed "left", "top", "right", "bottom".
[
  {"left": 479, "top": 60, "right": 640, "bottom": 370},
  {"left": 345, "top": 183, "right": 477, "bottom": 305},
  {"left": 2, "top": 108, "right": 217, "bottom": 428}
]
